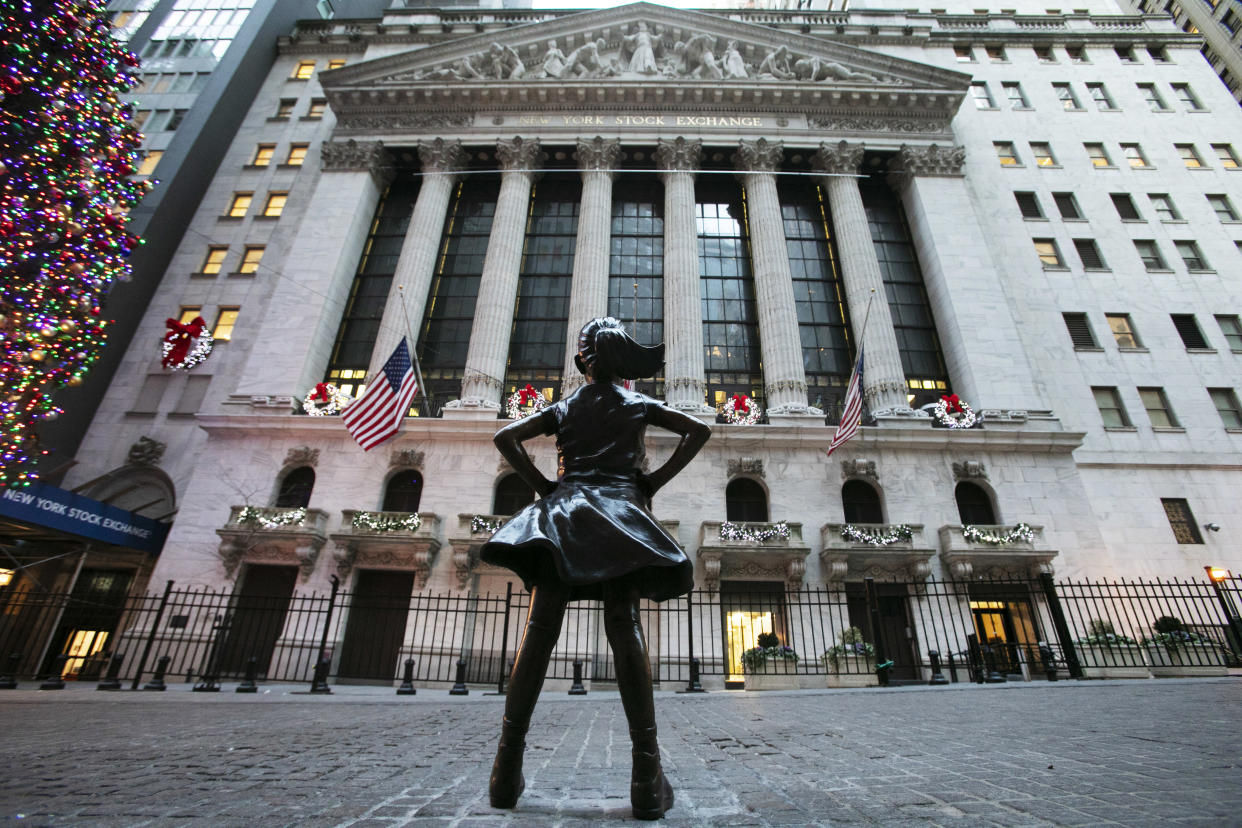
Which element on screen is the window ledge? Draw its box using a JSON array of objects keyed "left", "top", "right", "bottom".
[
  {"left": 253, "top": 215, "right": 281, "bottom": 221},
  {"left": 1119, "top": 218, "right": 1147, "bottom": 224},
  {"left": 276, "top": 163, "right": 304, "bottom": 170},
  {"left": 167, "top": 412, "right": 197, "bottom": 419},
  {"left": 1042, "top": 265, "right": 1070, "bottom": 271},
  {"left": 1104, "top": 426, "right": 1137, "bottom": 432},
  {"left": 242, "top": 164, "right": 270, "bottom": 171},
  {"left": 1187, "top": 268, "right": 1217, "bottom": 274},
  {"left": 1185, "top": 166, "right": 1210, "bottom": 171},
  {"left": 1151, "top": 426, "right": 1186, "bottom": 433},
  {"left": 1062, "top": 217, "right": 1089, "bottom": 222},
  {"left": 1144, "top": 268, "right": 1174, "bottom": 273},
  {"left": 1011, "top": 105, "right": 1033, "bottom": 111},
  {"left": 190, "top": 271, "right": 219, "bottom": 279},
  {"left": 299, "top": 116, "right": 324, "bottom": 122},
  {"left": 266, "top": 116, "right": 291, "bottom": 123},
  {"left": 1073, "top": 346, "right": 1104, "bottom": 352},
  {"left": 1083, "top": 267, "right": 1112, "bottom": 273},
  {"left": 1036, "top": 164, "right": 1063, "bottom": 169},
  {"left": 1097, "top": 107, "right": 1120, "bottom": 112},
  {"left": 975, "top": 106, "right": 1000, "bottom": 111},
  {"left": 1233, "top": 349, "right": 1242, "bottom": 355},
  {"left": 1023, "top": 216, "right": 1050, "bottom": 222},
  {"left": 1118, "top": 347, "right": 1149, "bottom": 353},
  {"left": 1220, "top": 220, "right": 1242, "bottom": 225},
  {"left": 1184, "top": 109, "right": 1209, "bottom": 113},
  {"left": 287, "top": 77, "right": 310, "bottom": 82},
  {"left": 1131, "top": 166, "right": 1157, "bottom": 171},
  {"left": 1226, "top": 427, "right": 1242, "bottom": 434},
  {"left": 1186, "top": 348, "right": 1218, "bottom": 354},
  {"left": 227, "top": 271, "right": 257, "bottom": 278},
  {"left": 1092, "top": 165, "right": 1118, "bottom": 170},
  {"left": 1159, "top": 219, "right": 1188, "bottom": 224},
  {"left": 124, "top": 411, "right": 158, "bottom": 419},
  {"left": 1224, "top": 166, "right": 1241, "bottom": 171}
]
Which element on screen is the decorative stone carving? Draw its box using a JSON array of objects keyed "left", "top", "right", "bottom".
[
  {"left": 757, "top": 46, "right": 795, "bottom": 80},
  {"left": 811, "top": 140, "right": 864, "bottom": 176},
  {"left": 338, "top": 113, "right": 472, "bottom": 133},
  {"left": 127, "top": 436, "right": 165, "bottom": 466},
  {"left": 655, "top": 137, "right": 703, "bottom": 175},
  {"left": 453, "top": 545, "right": 475, "bottom": 590},
  {"left": 390, "top": 449, "right": 425, "bottom": 469},
  {"left": 495, "top": 136, "right": 544, "bottom": 172},
  {"left": 793, "top": 56, "right": 877, "bottom": 82},
  {"left": 840, "top": 459, "right": 877, "bottom": 481},
  {"left": 622, "top": 22, "right": 662, "bottom": 75},
  {"left": 417, "top": 138, "right": 467, "bottom": 174},
  {"left": 888, "top": 143, "right": 967, "bottom": 182},
  {"left": 574, "top": 136, "right": 622, "bottom": 171},
  {"left": 721, "top": 41, "right": 748, "bottom": 79},
  {"left": 727, "top": 458, "right": 764, "bottom": 478},
  {"left": 806, "top": 116, "right": 947, "bottom": 134},
  {"left": 952, "top": 461, "right": 988, "bottom": 481},
  {"left": 733, "top": 138, "right": 782, "bottom": 173},
  {"left": 320, "top": 139, "right": 393, "bottom": 185},
  {"left": 284, "top": 446, "right": 319, "bottom": 468},
  {"left": 701, "top": 552, "right": 722, "bottom": 591}
]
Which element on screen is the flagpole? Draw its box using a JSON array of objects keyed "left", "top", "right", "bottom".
[{"left": 396, "top": 286, "right": 432, "bottom": 418}]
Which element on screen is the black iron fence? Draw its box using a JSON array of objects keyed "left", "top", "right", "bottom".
[{"left": 0, "top": 572, "right": 1238, "bottom": 690}]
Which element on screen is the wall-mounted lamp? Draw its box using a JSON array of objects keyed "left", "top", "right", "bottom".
[
  {"left": 1204, "top": 522, "right": 1221, "bottom": 533},
  {"left": 1206, "top": 566, "right": 1231, "bottom": 582},
  {"left": 0, "top": 569, "right": 12, "bottom": 588}
]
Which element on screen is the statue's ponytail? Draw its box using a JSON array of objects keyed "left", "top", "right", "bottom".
[{"left": 576, "top": 317, "right": 663, "bottom": 382}]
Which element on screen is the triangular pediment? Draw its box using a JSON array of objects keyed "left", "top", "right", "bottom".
[{"left": 322, "top": 3, "right": 968, "bottom": 126}]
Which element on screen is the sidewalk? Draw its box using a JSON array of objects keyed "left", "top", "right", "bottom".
[{"left": 1, "top": 677, "right": 1239, "bottom": 826}]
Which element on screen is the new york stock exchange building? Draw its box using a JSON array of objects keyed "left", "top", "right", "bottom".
[{"left": 48, "top": 1, "right": 1242, "bottom": 689}]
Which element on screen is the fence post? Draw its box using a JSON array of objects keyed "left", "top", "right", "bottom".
[
  {"left": 1038, "top": 572, "right": 1082, "bottom": 679},
  {"left": 309, "top": 574, "right": 340, "bottom": 695},
  {"left": 495, "top": 582, "right": 513, "bottom": 695},
  {"left": 131, "top": 579, "right": 175, "bottom": 691},
  {"left": 1204, "top": 567, "right": 1242, "bottom": 663},
  {"left": 864, "top": 578, "right": 890, "bottom": 686}
]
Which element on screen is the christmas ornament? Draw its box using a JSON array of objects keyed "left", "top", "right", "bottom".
[
  {"left": 506, "top": 383, "right": 548, "bottom": 419},
  {"left": 302, "top": 382, "right": 351, "bottom": 416},
  {"left": 161, "top": 316, "right": 213, "bottom": 370},
  {"left": 932, "top": 394, "right": 978, "bottom": 429},
  {"left": 722, "top": 393, "right": 762, "bottom": 425}
]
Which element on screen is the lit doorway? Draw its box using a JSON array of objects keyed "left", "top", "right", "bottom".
[{"left": 969, "top": 585, "right": 1042, "bottom": 675}]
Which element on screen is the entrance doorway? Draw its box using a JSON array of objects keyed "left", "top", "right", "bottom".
[
  {"left": 46, "top": 568, "right": 134, "bottom": 679},
  {"left": 217, "top": 564, "right": 298, "bottom": 677},
  {"left": 846, "top": 583, "right": 919, "bottom": 682},
  {"left": 968, "top": 583, "right": 1042, "bottom": 675},
  {"left": 720, "top": 581, "right": 787, "bottom": 684},
  {"left": 337, "top": 570, "right": 414, "bottom": 681}
]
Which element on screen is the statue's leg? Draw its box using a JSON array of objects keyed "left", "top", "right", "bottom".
[
  {"left": 603, "top": 579, "right": 674, "bottom": 820},
  {"left": 489, "top": 579, "right": 569, "bottom": 809}
]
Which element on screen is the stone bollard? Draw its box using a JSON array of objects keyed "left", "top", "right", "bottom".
[
  {"left": 0, "top": 652, "right": 20, "bottom": 689},
  {"left": 97, "top": 652, "right": 124, "bottom": 691},
  {"left": 568, "top": 659, "right": 587, "bottom": 695},
  {"left": 309, "top": 654, "right": 332, "bottom": 694},
  {"left": 927, "top": 650, "right": 949, "bottom": 686},
  {"left": 144, "top": 655, "right": 171, "bottom": 691},
  {"left": 39, "top": 655, "right": 68, "bottom": 690},
  {"left": 397, "top": 658, "right": 417, "bottom": 696},
  {"left": 981, "top": 645, "right": 1006, "bottom": 684},
  {"left": 684, "top": 656, "right": 706, "bottom": 693},
  {"left": 236, "top": 656, "right": 258, "bottom": 693},
  {"left": 449, "top": 657, "right": 469, "bottom": 695}
]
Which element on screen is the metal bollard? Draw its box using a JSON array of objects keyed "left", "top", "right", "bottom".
[
  {"left": 39, "top": 655, "right": 68, "bottom": 690},
  {"left": 449, "top": 657, "right": 469, "bottom": 695},
  {"left": 1037, "top": 642, "right": 1059, "bottom": 682},
  {"left": 144, "top": 655, "right": 171, "bottom": 691},
  {"left": 397, "top": 658, "right": 417, "bottom": 696},
  {"left": 0, "top": 652, "right": 20, "bottom": 689},
  {"left": 309, "top": 654, "right": 332, "bottom": 694},
  {"left": 568, "top": 659, "right": 587, "bottom": 695},
  {"left": 684, "top": 656, "right": 706, "bottom": 693},
  {"left": 875, "top": 659, "right": 894, "bottom": 687},
  {"left": 981, "top": 646, "right": 1006, "bottom": 684},
  {"left": 236, "top": 656, "right": 258, "bottom": 693},
  {"left": 96, "top": 652, "right": 124, "bottom": 691},
  {"left": 927, "top": 650, "right": 949, "bottom": 686},
  {"left": 193, "top": 666, "right": 221, "bottom": 692}
]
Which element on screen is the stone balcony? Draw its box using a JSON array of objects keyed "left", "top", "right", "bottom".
[
  {"left": 215, "top": 505, "right": 330, "bottom": 580},
  {"left": 329, "top": 511, "right": 442, "bottom": 588},
  {"left": 697, "top": 521, "right": 811, "bottom": 591},
  {"left": 819, "top": 523, "right": 936, "bottom": 582},
  {"left": 938, "top": 523, "right": 1058, "bottom": 579}
]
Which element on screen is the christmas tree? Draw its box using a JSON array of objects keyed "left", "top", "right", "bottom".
[{"left": 0, "top": 0, "right": 147, "bottom": 487}]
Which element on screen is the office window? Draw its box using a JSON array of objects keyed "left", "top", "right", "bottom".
[
  {"left": 995, "top": 142, "right": 1020, "bottom": 166},
  {"left": 1106, "top": 313, "right": 1141, "bottom": 348},
  {"left": 130, "top": 109, "right": 151, "bottom": 129},
  {"left": 251, "top": 144, "right": 275, "bottom": 167},
  {"left": 226, "top": 192, "right": 252, "bottom": 218},
  {"left": 1148, "top": 193, "right": 1181, "bottom": 221},
  {"left": 151, "top": 73, "right": 173, "bottom": 93},
  {"left": 177, "top": 306, "right": 202, "bottom": 326},
  {"left": 165, "top": 109, "right": 187, "bottom": 131},
  {"left": 1121, "top": 143, "right": 1149, "bottom": 168},
  {"left": 170, "top": 72, "right": 195, "bottom": 93},
  {"left": 1093, "top": 386, "right": 1131, "bottom": 427},
  {"left": 1062, "top": 312, "right": 1097, "bottom": 348},
  {"left": 1170, "top": 83, "right": 1202, "bottom": 110},
  {"left": 1161, "top": 498, "right": 1203, "bottom": 544},
  {"left": 1014, "top": 191, "right": 1044, "bottom": 218},
  {"left": 1207, "top": 194, "right": 1239, "bottom": 221},
  {"left": 1216, "top": 315, "right": 1242, "bottom": 351},
  {"left": 1002, "top": 82, "right": 1030, "bottom": 108},
  {"left": 306, "top": 99, "right": 327, "bottom": 119},
  {"left": 1033, "top": 238, "right": 1064, "bottom": 268},
  {"left": 1031, "top": 142, "right": 1057, "bottom": 166},
  {"left": 274, "top": 98, "right": 295, "bottom": 119},
  {"left": 954, "top": 45, "right": 975, "bottom": 62},
  {"left": 1139, "top": 387, "right": 1179, "bottom": 428},
  {"left": 1174, "top": 240, "right": 1209, "bottom": 270},
  {"left": 1073, "top": 238, "right": 1107, "bottom": 269},
  {"left": 1086, "top": 82, "right": 1115, "bottom": 109},
  {"left": 1053, "top": 82, "right": 1082, "bottom": 110},
  {"left": 1175, "top": 144, "right": 1203, "bottom": 168},
  {"left": 986, "top": 45, "right": 1007, "bottom": 62},
  {"left": 1209, "top": 388, "right": 1242, "bottom": 428},
  {"left": 1052, "top": 192, "right": 1082, "bottom": 219},
  {"left": 201, "top": 246, "right": 227, "bottom": 275},
  {"left": 1170, "top": 313, "right": 1209, "bottom": 349},
  {"left": 291, "top": 60, "right": 315, "bottom": 80},
  {"left": 1223, "top": 9, "right": 1240, "bottom": 34},
  {"left": 1211, "top": 144, "right": 1239, "bottom": 168},
  {"left": 1084, "top": 143, "right": 1112, "bottom": 167},
  {"left": 327, "top": 59, "right": 346, "bottom": 70},
  {"left": 1137, "top": 83, "right": 1169, "bottom": 111},
  {"left": 262, "top": 192, "right": 287, "bottom": 217},
  {"left": 1109, "top": 193, "right": 1141, "bottom": 221},
  {"left": 1134, "top": 239, "right": 1166, "bottom": 270},
  {"left": 1147, "top": 46, "right": 1170, "bottom": 63},
  {"left": 1115, "top": 45, "right": 1138, "bottom": 63},
  {"left": 239, "top": 246, "right": 264, "bottom": 275},
  {"left": 136, "top": 150, "right": 163, "bottom": 177},
  {"left": 285, "top": 144, "right": 309, "bottom": 166},
  {"left": 1034, "top": 45, "right": 1055, "bottom": 63},
  {"left": 213, "top": 308, "right": 239, "bottom": 341},
  {"left": 970, "top": 82, "right": 996, "bottom": 109},
  {"left": 1066, "top": 45, "right": 1088, "bottom": 63}
]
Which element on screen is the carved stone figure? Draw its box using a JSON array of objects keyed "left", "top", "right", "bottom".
[
  {"left": 623, "top": 22, "right": 660, "bottom": 75},
  {"left": 757, "top": 45, "right": 794, "bottom": 80},
  {"left": 486, "top": 43, "right": 525, "bottom": 79},
  {"left": 540, "top": 39, "right": 567, "bottom": 79},
  {"left": 721, "top": 40, "right": 747, "bottom": 79},
  {"left": 563, "top": 39, "right": 615, "bottom": 78},
  {"left": 679, "top": 33, "right": 723, "bottom": 79},
  {"left": 794, "top": 56, "right": 877, "bottom": 82},
  {"left": 127, "top": 436, "right": 166, "bottom": 466}
]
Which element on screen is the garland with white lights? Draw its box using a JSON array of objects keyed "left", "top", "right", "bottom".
[
  {"left": 471, "top": 515, "right": 502, "bottom": 535},
  {"left": 302, "top": 382, "right": 351, "bottom": 416},
  {"left": 932, "top": 394, "right": 977, "bottom": 429},
  {"left": 720, "top": 520, "right": 790, "bottom": 543},
  {"left": 962, "top": 522, "right": 1035, "bottom": 545},
  {"left": 237, "top": 506, "right": 306, "bottom": 529},
  {"left": 351, "top": 510, "right": 421, "bottom": 533},
  {"left": 841, "top": 524, "right": 914, "bottom": 546},
  {"left": 722, "top": 393, "right": 761, "bottom": 425},
  {"left": 506, "top": 384, "right": 548, "bottom": 420}
]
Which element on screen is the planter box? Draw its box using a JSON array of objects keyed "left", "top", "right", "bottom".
[
  {"left": 824, "top": 655, "right": 878, "bottom": 688},
  {"left": 743, "top": 666, "right": 800, "bottom": 691},
  {"left": 1145, "top": 645, "right": 1228, "bottom": 677},
  {"left": 1076, "top": 644, "right": 1150, "bottom": 679}
]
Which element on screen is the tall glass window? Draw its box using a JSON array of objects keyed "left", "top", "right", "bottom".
[
  {"left": 324, "top": 172, "right": 420, "bottom": 399},
  {"left": 418, "top": 177, "right": 499, "bottom": 413},
  {"left": 504, "top": 175, "right": 580, "bottom": 401},
  {"left": 608, "top": 179, "right": 665, "bottom": 392},
  {"left": 779, "top": 180, "right": 853, "bottom": 416},
  {"left": 698, "top": 178, "right": 762, "bottom": 412}
]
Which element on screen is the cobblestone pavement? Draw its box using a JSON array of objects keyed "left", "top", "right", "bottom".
[{"left": 1, "top": 678, "right": 1240, "bottom": 827}]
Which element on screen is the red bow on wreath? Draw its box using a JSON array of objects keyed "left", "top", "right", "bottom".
[
  {"left": 310, "top": 382, "right": 332, "bottom": 403},
  {"left": 941, "top": 394, "right": 963, "bottom": 414},
  {"left": 519, "top": 384, "right": 540, "bottom": 405},
  {"left": 731, "top": 394, "right": 750, "bottom": 414},
  {"left": 162, "top": 316, "right": 205, "bottom": 368}
]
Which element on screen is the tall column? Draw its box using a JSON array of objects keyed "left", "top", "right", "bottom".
[
  {"left": 655, "top": 137, "right": 712, "bottom": 413},
  {"left": 449, "top": 137, "right": 543, "bottom": 413},
  {"left": 733, "top": 139, "right": 813, "bottom": 416},
  {"left": 560, "top": 137, "right": 620, "bottom": 398},
  {"left": 366, "top": 139, "right": 467, "bottom": 379},
  {"left": 235, "top": 139, "right": 392, "bottom": 400},
  {"left": 812, "top": 140, "right": 910, "bottom": 415}
]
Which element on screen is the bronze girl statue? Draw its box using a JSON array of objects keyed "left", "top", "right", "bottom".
[{"left": 482, "top": 317, "right": 711, "bottom": 820}]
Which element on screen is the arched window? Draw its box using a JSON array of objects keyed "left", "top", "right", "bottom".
[
  {"left": 275, "top": 466, "right": 315, "bottom": 508},
  {"left": 842, "top": 480, "right": 883, "bottom": 524},
  {"left": 955, "top": 482, "right": 996, "bottom": 525},
  {"left": 493, "top": 473, "right": 535, "bottom": 516},
  {"left": 382, "top": 470, "right": 423, "bottom": 513},
  {"left": 725, "top": 478, "right": 768, "bottom": 522}
]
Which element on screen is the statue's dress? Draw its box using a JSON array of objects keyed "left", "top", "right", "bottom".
[{"left": 481, "top": 382, "right": 694, "bottom": 602}]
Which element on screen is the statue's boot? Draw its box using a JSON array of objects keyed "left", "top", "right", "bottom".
[
  {"left": 630, "top": 725, "right": 674, "bottom": 820},
  {"left": 488, "top": 716, "right": 527, "bottom": 808}
]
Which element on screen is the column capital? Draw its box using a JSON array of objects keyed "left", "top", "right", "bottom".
[
  {"left": 655, "top": 137, "right": 703, "bottom": 176},
  {"left": 733, "top": 138, "right": 784, "bottom": 174},
  {"left": 495, "top": 136, "right": 545, "bottom": 172},
  {"left": 811, "top": 140, "right": 864, "bottom": 176},
  {"left": 321, "top": 139, "right": 393, "bottom": 185},
  {"left": 417, "top": 138, "right": 468, "bottom": 175},
  {"left": 574, "top": 136, "right": 622, "bottom": 173},
  {"left": 887, "top": 143, "right": 966, "bottom": 186}
]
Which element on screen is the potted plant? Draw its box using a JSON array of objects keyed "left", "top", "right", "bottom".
[
  {"left": 1074, "top": 619, "right": 1147, "bottom": 679},
  {"left": 821, "top": 627, "right": 878, "bottom": 688},
  {"left": 1142, "top": 616, "right": 1228, "bottom": 677},
  {"left": 741, "top": 632, "right": 801, "bottom": 691}
]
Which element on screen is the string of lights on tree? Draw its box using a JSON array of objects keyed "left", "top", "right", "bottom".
[{"left": 0, "top": 0, "right": 147, "bottom": 487}]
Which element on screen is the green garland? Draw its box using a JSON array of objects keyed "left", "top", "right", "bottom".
[
  {"left": 471, "top": 515, "right": 502, "bottom": 535},
  {"left": 720, "top": 520, "right": 790, "bottom": 543},
  {"left": 238, "top": 506, "right": 306, "bottom": 529},
  {"left": 351, "top": 511, "right": 421, "bottom": 533},
  {"left": 841, "top": 524, "right": 914, "bottom": 546},
  {"left": 962, "top": 522, "right": 1034, "bottom": 545}
]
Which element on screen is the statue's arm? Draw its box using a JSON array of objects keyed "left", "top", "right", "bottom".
[
  {"left": 493, "top": 413, "right": 557, "bottom": 497},
  {"left": 641, "top": 404, "right": 711, "bottom": 496}
]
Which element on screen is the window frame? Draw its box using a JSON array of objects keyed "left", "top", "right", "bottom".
[
  {"left": 291, "top": 60, "right": 315, "bottom": 80},
  {"left": 1033, "top": 238, "right": 1065, "bottom": 269},
  {"left": 305, "top": 98, "right": 327, "bottom": 119},
  {"left": 1092, "top": 385, "right": 1132, "bottom": 428},
  {"left": 1105, "top": 313, "right": 1142, "bottom": 350},
  {"left": 1170, "top": 313, "right": 1211, "bottom": 350},
  {"left": 1120, "top": 143, "right": 1149, "bottom": 168},
  {"left": 1086, "top": 82, "right": 1115, "bottom": 110},
  {"left": 225, "top": 192, "right": 252, "bottom": 219},
  {"left": 1053, "top": 82, "right": 1083, "bottom": 111},
  {"left": 250, "top": 144, "right": 275, "bottom": 168},
  {"left": 1175, "top": 143, "right": 1204, "bottom": 168},
  {"left": 212, "top": 307, "right": 240, "bottom": 341},
  {"left": 1052, "top": 192, "right": 1083, "bottom": 220},
  {"left": 1208, "top": 388, "right": 1242, "bottom": 429},
  {"left": 1109, "top": 192, "right": 1142, "bottom": 221},
  {"left": 1170, "top": 83, "right": 1203, "bottom": 110},
  {"left": 1062, "top": 312, "right": 1099, "bottom": 349},
  {"left": 1002, "top": 81, "right": 1030, "bottom": 109},
  {"left": 1072, "top": 238, "right": 1108, "bottom": 270},
  {"left": 1173, "top": 240, "right": 1210, "bottom": 271},
  {"left": 273, "top": 98, "right": 296, "bottom": 119},
  {"left": 201, "top": 246, "right": 228, "bottom": 276},
  {"left": 1207, "top": 193, "right": 1239, "bottom": 222},
  {"left": 1161, "top": 498, "right": 1204, "bottom": 544},
  {"left": 261, "top": 192, "right": 288, "bottom": 218},
  {"left": 1084, "top": 142, "right": 1113, "bottom": 167},
  {"left": 970, "top": 82, "right": 996, "bottom": 109},
  {"left": 239, "top": 245, "right": 265, "bottom": 275},
  {"left": 1211, "top": 143, "right": 1240, "bottom": 168},
  {"left": 1133, "top": 239, "right": 1167, "bottom": 271},
  {"left": 1136, "top": 82, "right": 1169, "bottom": 112},
  {"left": 1014, "top": 191, "right": 1044, "bottom": 219},
  {"left": 1138, "top": 386, "right": 1180, "bottom": 429},
  {"left": 1030, "top": 142, "right": 1058, "bottom": 167},
  {"left": 1148, "top": 193, "right": 1181, "bottom": 221},
  {"left": 284, "top": 143, "right": 309, "bottom": 167},
  {"left": 994, "top": 141, "right": 1021, "bottom": 166},
  {"left": 1215, "top": 314, "right": 1242, "bottom": 352}
]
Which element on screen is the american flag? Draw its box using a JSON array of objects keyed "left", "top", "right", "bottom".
[
  {"left": 342, "top": 338, "right": 418, "bottom": 451},
  {"left": 825, "top": 346, "right": 865, "bottom": 457}
]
